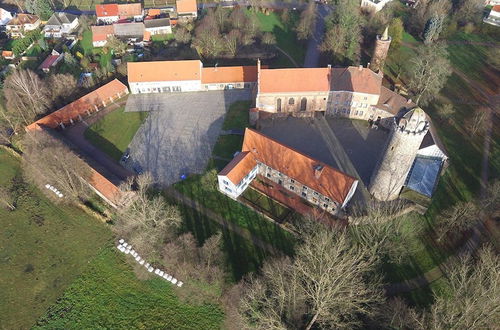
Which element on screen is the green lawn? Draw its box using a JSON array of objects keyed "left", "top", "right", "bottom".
[
  {"left": 251, "top": 10, "right": 305, "bottom": 67},
  {"left": 84, "top": 106, "right": 147, "bottom": 161},
  {"left": 25, "top": 43, "right": 43, "bottom": 57},
  {"left": 0, "top": 149, "right": 112, "bottom": 329},
  {"left": 34, "top": 248, "right": 224, "bottom": 329},
  {"left": 151, "top": 33, "right": 175, "bottom": 42},
  {"left": 80, "top": 30, "right": 94, "bottom": 56},
  {"left": 241, "top": 187, "right": 292, "bottom": 221}
]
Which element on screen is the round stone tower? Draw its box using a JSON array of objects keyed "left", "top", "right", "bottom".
[
  {"left": 370, "top": 26, "right": 391, "bottom": 72},
  {"left": 369, "top": 107, "right": 429, "bottom": 201}
]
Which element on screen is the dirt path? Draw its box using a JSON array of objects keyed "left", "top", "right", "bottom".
[
  {"left": 165, "top": 187, "right": 283, "bottom": 256},
  {"left": 274, "top": 45, "right": 300, "bottom": 67}
]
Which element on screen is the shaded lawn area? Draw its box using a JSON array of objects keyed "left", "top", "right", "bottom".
[
  {"left": 241, "top": 187, "right": 292, "bottom": 221},
  {"left": 34, "top": 248, "right": 224, "bottom": 329},
  {"left": 84, "top": 106, "right": 148, "bottom": 161},
  {"left": 0, "top": 149, "right": 112, "bottom": 329},
  {"left": 25, "top": 43, "right": 43, "bottom": 57},
  {"left": 174, "top": 168, "right": 296, "bottom": 256},
  {"left": 251, "top": 9, "right": 304, "bottom": 67},
  {"left": 397, "top": 277, "right": 450, "bottom": 308},
  {"left": 177, "top": 200, "right": 271, "bottom": 281},
  {"left": 151, "top": 33, "right": 174, "bottom": 42},
  {"left": 212, "top": 135, "right": 243, "bottom": 160}
]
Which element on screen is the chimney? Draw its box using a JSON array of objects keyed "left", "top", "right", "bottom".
[
  {"left": 407, "top": 98, "right": 412, "bottom": 104},
  {"left": 358, "top": 65, "right": 363, "bottom": 71},
  {"left": 313, "top": 164, "right": 324, "bottom": 179},
  {"left": 367, "top": 62, "right": 370, "bottom": 68},
  {"left": 327, "top": 64, "right": 331, "bottom": 69}
]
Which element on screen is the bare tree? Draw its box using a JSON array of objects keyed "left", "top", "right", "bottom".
[
  {"left": 3, "top": 69, "right": 50, "bottom": 125},
  {"left": 437, "top": 103, "right": 455, "bottom": 122},
  {"left": 224, "top": 30, "right": 241, "bottom": 57},
  {"left": 479, "top": 180, "right": 500, "bottom": 215},
  {"left": 22, "top": 130, "right": 92, "bottom": 202},
  {"left": 0, "top": 186, "right": 16, "bottom": 211},
  {"left": 469, "top": 110, "right": 487, "bottom": 136},
  {"left": 456, "top": 0, "right": 484, "bottom": 24},
  {"left": 408, "top": 43, "right": 451, "bottom": 105},
  {"left": 435, "top": 201, "right": 478, "bottom": 241},
  {"left": 47, "top": 73, "right": 77, "bottom": 109},
  {"left": 261, "top": 32, "right": 276, "bottom": 46},
  {"left": 106, "top": 36, "right": 127, "bottom": 56},
  {"left": 174, "top": 26, "right": 192, "bottom": 44},
  {"left": 349, "top": 200, "right": 418, "bottom": 264},
  {"left": 117, "top": 173, "right": 182, "bottom": 258},
  {"left": 239, "top": 223, "right": 383, "bottom": 329},
  {"left": 296, "top": 1, "right": 317, "bottom": 41}
]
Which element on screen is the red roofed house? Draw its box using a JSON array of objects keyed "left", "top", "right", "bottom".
[
  {"left": 176, "top": 0, "right": 198, "bottom": 20},
  {"left": 96, "top": 3, "right": 119, "bottom": 24},
  {"left": 91, "top": 25, "right": 114, "bottom": 47},
  {"left": 1, "top": 50, "right": 15, "bottom": 59},
  {"left": 127, "top": 60, "right": 258, "bottom": 93},
  {"left": 218, "top": 128, "right": 358, "bottom": 215},
  {"left": 256, "top": 61, "right": 411, "bottom": 124},
  {"left": 484, "top": 5, "right": 500, "bottom": 26},
  {"left": 38, "top": 49, "right": 64, "bottom": 73},
  {"left": 117, "top": 3, "right": 143, "bottom": 21}
]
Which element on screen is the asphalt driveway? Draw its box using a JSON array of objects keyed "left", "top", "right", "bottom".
[{"left": 124, "top": 89, "right": 252, "bottom": 186}]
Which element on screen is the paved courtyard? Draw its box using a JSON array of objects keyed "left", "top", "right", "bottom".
[
  {"left": 124, "top": 89, "right": 252, "bottom": 186},
  {"left": 259, "top": 117, "right": 389, "bottom": 186}
]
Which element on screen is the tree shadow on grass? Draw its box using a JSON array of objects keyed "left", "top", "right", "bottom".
[{"left": 84, "top": 126, "right": 123, "bottom": 161}]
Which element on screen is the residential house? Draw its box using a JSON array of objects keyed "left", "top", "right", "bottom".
[
  {"left": 176, "top": 0, "right": 198, "bottom": 20},
  {"left": 1, "top": 50, "right": 15, "bottom": 59},
  {"left": 360, "top": 0, "right": 393, "bottom": 12},
  {"left": 217, "top": 128, "right": 358, "bottom": 215},
  {"left": 91, "top": 25, "right": 114, "bottom": 47},
  {"left": 144, "top": 18, "right": 172, "bottom": 38},
  {"left": 43, "top": 12, "right": 79, "bottom": 38},
  {"left": 118, "top": 3, "right": 143, "bottom": 21},
  {"left": 127, "top": 60, "right": 259, "bottom": 93},
  {"left": 96, "top": 3, "right": 143, "bottom": 24},
  {"left": 96, "top": 4, "right": 119, "bottom": 24},
  {"left": 113, "top": 22, "right": 144, "bottom": 43},
  {"left": 0, "top": 8, "right": 13, "bottom": 27},
  {"left": 484, "top": 5, "right": 500, "bottom": 26},
  {"left": 6, "top": 14, "right": 41, "bottom": 38},
  {"left": 38, "top": 49, "right": 64, "bottom": 73}
]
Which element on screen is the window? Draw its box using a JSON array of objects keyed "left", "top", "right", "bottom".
[
  {"left": 300, "top": 98, "right": 307, "bottom": 111},
  {"left": 364, "top": 96, "right": 367, "bottom": 100},
  {"left": 278, "top": 179, "right": 283, "bottom": 185},
  {"left": 323, "top": 203, "right": 328, "bottom": 208},
  {"left": 342, "top": 109, "right": 347, "bottom": 114},
  {"left": 302, "top": 192, "right": 307, "bottom": 197},
  {"left": 225, "top": 187, "right": 232, "bottom": 193},
  {"left": 303, "top": 186, "right": 307, "bottom": 190},
  {"left": 355, "top": 110, "right": 358, "bottom": 115},
  {"left": 291, "top": 179, "right": 295, "bottom": 183},
  {"left": 277, "top": 98, "right": 282, "bottom": 112},
  {"left": 289, "top": 185, "right": 295, "bottom": 191},
  {"left": 289, "top": 98, "right": 295, "bottom": 105},
  {"left": 223, "top": 180, "right": 229, "bottom": 185},
  {"left": 266, "top": 173, "right": 271, "bottom": 178},
  {"left": 314, "top": 192, "right": 319, "bottom": 196},
  {"left": 325, "top": 198, "right": 330, "bottom": 202},
  {"left": 359, "top": 111, "right": 363, "bottom": 116},
  {"left": 336, "top": 94, "right": 340, "bottom": 98}
]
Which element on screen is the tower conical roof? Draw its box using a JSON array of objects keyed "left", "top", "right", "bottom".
[{"left": 382, "top": 26, "right": 389, "bottom": 41}]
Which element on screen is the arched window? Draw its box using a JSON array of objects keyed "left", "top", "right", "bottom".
[
  {"left": 276, "top": 98, "right": 282, "bottom": 112},
  {"left": 300, "top": 98, "right": 307, "bottom": 111},
  {"left": 288, "top": 98, "right": 295, "bottom": 105}
]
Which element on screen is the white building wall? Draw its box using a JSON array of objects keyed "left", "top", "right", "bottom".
[
  {"left": 360, "top": 0, "right": 393, "bottom": 12},
  {"left": 218, "top": 165, "right": 258, "bottom": 199},
  {"left": 146, "top": 26, "right": 172, "bottom": 35},
  {"left": 97, "top": 16, "right": 119, "bottom": 24},
  {"left": 417, "top": 145, "right": 447, "bottom": 161},
  {"left": 129, "top": 80, "right": 202, "bottom": 94}
]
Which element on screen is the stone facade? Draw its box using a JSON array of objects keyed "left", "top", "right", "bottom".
[
  {"left": 369, "top": 108, "right": 429, "bottom": 201},
  {"left": 370, "top": 27, "right": 392, "bottom": 72},
  {"left": 256, "top": 91, "right": 329, "bottom": 113}
]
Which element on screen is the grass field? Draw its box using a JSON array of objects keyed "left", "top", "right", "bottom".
[
  {"left": 84, "top": 106, "right": 147, "bottom": 161},
  {"left": 34, "top": 248, "right": 224, "bottom": 329},
  {"left": 252, "top": 10, "right": 305, "bottom": 68},
  {"left": 0, "top": 149, "right": 112, "bottom": 329},
  {"left": 80, "top": 30, "right": 93, "bottom": 56}
]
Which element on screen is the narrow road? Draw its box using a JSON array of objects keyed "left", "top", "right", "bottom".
[
  {"left": 304, "top": 4, "right": 332, "bottom": 68},
  {"left": 165, "top": 187, "right": 283, "bottom": 255}
]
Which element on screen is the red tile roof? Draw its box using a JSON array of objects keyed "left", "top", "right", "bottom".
[
  {"left": 26, "top": 79, "right": 128, "bottom": 131},
  {"left": 127, "top": 60, "right": 202, "bottom": 82},
  {"left": 330, "top": 66, "right": 382, "bottom": 95},
  {"left": 38, "top": 52, "right": 61, "bottom": 70},
  {"left": 89, "top": 169, "right": 121, "bottom": 206},
  {"left": 219, "top": 151, "right": 256, "bottom": 184},
  {"left": 493, "top": 5, "right": 500, "bottom": 12},
  {"left": 1, "top": 50, "right": 13, "bottom": 58},
  {"left": 176, "top": 0, "right": 197, "bottom": 13},
  {"left": 221, "top": 128, "right": 357, "bottom": 204},
  {"left": 259, "top": 68, "right": 331, "bottom": 93},
  {"left": 201, "top": 66, "right": 258, "bottom": 84},
  {"left": 96, "top": 4, "right": 119, "bottom": 17},
  {"left": 7, "top": 13, "right": 39, "bottom": 26},
  {"left": 91, "top": 25, "right": 114, "bottom": 42},
  {"left": 118, "top": 3, "right": 142, "bottom": 17}
]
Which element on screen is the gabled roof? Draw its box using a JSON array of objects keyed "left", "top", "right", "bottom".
[
  {"left": 0, "top": 8, "right": 13, "bottom": 25},
  {"left": 127, "top": 60, "right": 202, "bottom": 82},
  {"left": 38, "top": 50, "right": 61, "bottom": 70},
  {"left": 118, "top": 3, "right": 142, "bottom": 17},
  {"left": 420, "top": 116, "right": 448, "bottom": 157},
  {"left": 7, "top": 13, "right": 39, "bottom": 26},
  {"left": 233, "top": 128, "right": 357, "bottom": 204},
  {"left": 113, "top": 22, "right": 144, "bottom": 37},
  {"left": 144, "top": 17, "right": 171, "bottom": 28},
  {"left": 46, "top": 12, "right": 78, "bottom": 25},
  {"left": 91, "top": 25, "right": 114, "bottom": 42},
  {"left": 375, "top": 86, "right": 415, "bottom": 116},
  {"left": 202, "top": 66, "right": 258, "bottom": 84},
  {"left": 493, "top": 5, "right": 500, "bottom": 12},
  {"left": 96, "top": 4, "right": 119, "bottom": 17},
  {"left": 330, "top": 66, "right": 382, "bottom": 95},
  {"left": 259, "top": 68, "right": 331, "bottom": 93},
  {"left": 219, "top": 151, "right": 256, "bottom": 184},
  {"left": 176, "top": 0, "right": 197, "bottom": 13},
  {"left": 26, "top": 79, "right": 128, "bottom": 131}
]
